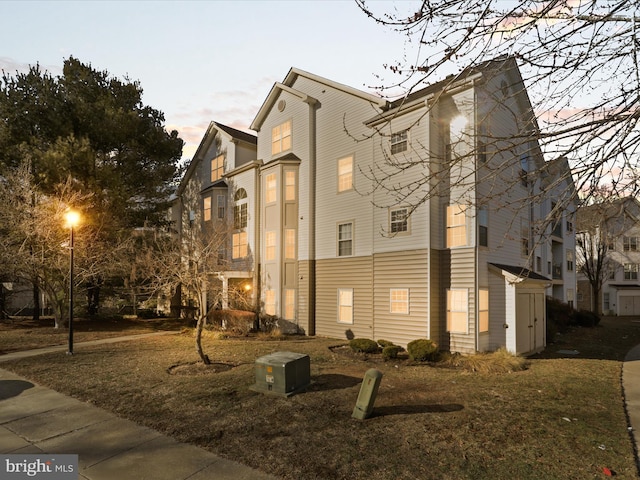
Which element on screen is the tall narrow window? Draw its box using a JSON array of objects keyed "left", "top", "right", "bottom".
[
  {"left": 521, "top": 219, "right": 530, "bottom": 257},
  {"left": 232, "top": 232, "right": 247, "bottom": 259},
  {"left": 284, "top": 289, "right": 295, "bottom": 320},
  {"left": 566, "top": 250, "right": 574, "bottom": 271},
  {"left": 265, "top": 290, "right": 276, "bottom": 316},
  {"left": 285, "top": 171, "right": 296, "bottom": 201},
  {"left": 211, "top": 154, "right": 224, "bottom": 182},
  {"left": 272, "top": 120, "right": 291, "bottom": 155},
  {"left": 446, "top": 205, "right": 467, "bottom": 248},
  {"left": 337, "top": 288, "right": 353, "bottom": 324},
  {"left": 338, "top": 222, "right": 353, "bottom": 256},
  {"left": 265, "top": 231, "right": 276, "bottom": 261},
  {"left": 203, "top": 197, "right": 212, "bottom": 222},
  {"left": 265, "top": 173, "right": 277, "bottom": 203},
  {"left": 390, "top": 130, "right": 408, "bottom": 154},
  {"left": 603, "top": 292, "right": 610, "bottom": 311},
  {"left": 478, "top": 208, "right": 488, "bottom": 247},
  {"left": 285, "top": 229, "right": 296, "bottom": 259},
  {"left": 390, "top": 208, "right": 409, "bottom": 234},
  {"left": 479, "top": 289, "right": 489, "bottom": 333},
  {"left": 234, "top": 203, "right": 247, "bottom": 229},
  {"left": 338, "top": 155, "right": 354, "bottom": 192},
  {"left": 447, "top": 288, "right": 468, "bottom": 334},
  {"left": 390, "top": 288, "right": 409, "bottom": 314},
  {"left": 217, "top": 195, "right": 226, "bottom": 219}
]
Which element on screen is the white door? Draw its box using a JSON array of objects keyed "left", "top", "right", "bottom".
[{"left": 516, "top": 292, "right": 545, "bottom": 355}]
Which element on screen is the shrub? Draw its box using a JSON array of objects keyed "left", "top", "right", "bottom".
[
  {"left": 377, "top": 339, "right": 395, "bottom": 348},
  {"left": 208, "top": 309, "right": 256, "bottom": 335},
  {"left": 382, "top": 345, "right": 402, "bottom": 360},
  {"left": 573, "top": 309, "right": 600, "bottom": 328},
  {"left": 407, "top": 338, "right": 438, "bottom": 362},
  {"left": 546, "top": 296, "right": 575, "bottom": 335},
  {"left": 349, "top": 338, "right": 380, "bottom": 354}
]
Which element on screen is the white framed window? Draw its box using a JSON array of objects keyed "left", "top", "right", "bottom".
[
  {"left": 284, "top": 289, "right": 295, "bottom": 320},
  {"left": 265, "top": 290, "right": 276, "bottom": 316},
  {"left": 521, "top": 218, "right": 530, "bottom": 257},
  {"left": 624, "top": 263, "right": 639, "bottom": 280},
  {"left": 566, "top": 250, "right": 574, "bottom": 272},
  {"left": 265, "top": 173, "right": 277, "bottom": 204},
  {"left": 567, "top": 289, "right": 574, "bottom": 309},
  {"left": 234, "top": 203, "right": 247, "bottom": 229},
  {"left": 338, "top": 155, "right": 354, "bottom": 192},
  {"left": 272, "top": 119, "right": 291, "bottom": 155},
  {"left": 203, "top": 196, "right": 212, "bottom": 222},
  {"left": 478, "top": 208, "right": 488, "bottom": 247},
  {"left": 390, "top": 130, "right": 408, "bottom": 154},
  {"left": 390, "top": 208, "right": 409, "bottom": 234},
  {"left": 446, "top": 205, "right": 467, "bottom": 248},
  {"left": 337, "top": 288, "right": 353, "bottom": 324},
  {"left": 265, "top": 231, "right": 276, "bottom": 261},
  {"left": 447, "top": 288, "right": 468, "bottom": 334},
  {"left": 390, "top": 288, "right": 409, "bottom": 314},
  {"left": 211, "top": 154, "right": 224, "bottom": 182},
  {"left": 624, "top": 236, "right": 639, "bottom": 252},
  {"left": 338, "top": 222, "right": 353, "bottom": 256},
  {"left": 285, "top": 229, "right": 296, "bottom": 259},
  {"left": 285, "top": 170, "right": 296, "bottom": 201},
  {"left": 479, "top": 289, "right": 489, "bottom": 333},
  {"left": 603, "top": 292, "right": 610, "bottom": 311},
  {"left": 232, "top": 231, "right": 247, "bottom": 259}
]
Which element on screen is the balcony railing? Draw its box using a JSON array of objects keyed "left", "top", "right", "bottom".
[{"left": 552, "top": 264, "right": 563, "bottom": 280}]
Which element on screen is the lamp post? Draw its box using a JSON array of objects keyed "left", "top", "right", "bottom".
[{"left": 65, "top": 210, "right": 80, "bottom": 355}]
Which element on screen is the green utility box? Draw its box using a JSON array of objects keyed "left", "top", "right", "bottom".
[
  {"left": 250, "top": 351, "right": 311, "bottom": 397},
  {"left": 352, "top": 368, "right": 383, "bottom": 420}
]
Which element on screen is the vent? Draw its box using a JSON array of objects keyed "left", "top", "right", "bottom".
[{"left": 277, "top": 99, "right": 286, "bottom": 112}]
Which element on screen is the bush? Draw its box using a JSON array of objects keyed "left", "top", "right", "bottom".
[
  {"left": 382, "top": 345, "right": 402, "bottom": 360},
  {"left": 407, "top": 338, "right": 438, "bottom": 362},
  {"left": 349, "top": 338, "right": 380, "bottom": 354},
  {"left": 573, "top": 309, "right": 600, "bottom": 328},
  {"left": 377, "top": 339, "right": 395, "bottom": 348},
  {"left": 546, "top": 296, "right": 575, "bottom": 335},
  {"left": 208, "top": 309, "right": 257, "bottom": 335}
]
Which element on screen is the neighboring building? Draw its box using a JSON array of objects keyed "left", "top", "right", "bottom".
[
  {"left": 577, "top": 197, "right": 640, "bottom": 316},
  {"left": 176, "top": 56, "right": 576, "bottom": 355}
]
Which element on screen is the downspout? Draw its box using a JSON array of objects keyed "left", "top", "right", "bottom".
[
  {"left": 254, "top": 161, "right": 262, "bottom": 324},
  {"left": 305, "top": 97, "right": 318, "bottom": 335}
]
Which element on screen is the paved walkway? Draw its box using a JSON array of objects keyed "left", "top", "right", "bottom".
[
  {"left": 623, "top": 344, "right": 640, "bottom": 470},
  {"left": 0, "top": 334, "right": 278, "bottom": 480}
]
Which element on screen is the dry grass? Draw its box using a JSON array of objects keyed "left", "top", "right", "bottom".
[{"left": 2, "top": 316, "right": 640, "bottom": 479}]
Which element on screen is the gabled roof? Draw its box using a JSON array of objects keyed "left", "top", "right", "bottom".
[
  {"left": 176, "top": 121, "right": 257, "bottom": 197},
  {"left": 490, "top": 263, "right": 551, "bottom": 282},
  {"left": 250, "top": 67, "right": 388, "bottom": 131}
]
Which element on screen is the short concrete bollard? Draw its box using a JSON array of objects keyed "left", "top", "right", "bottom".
[{"left": 352, "top": 368, "right": 383, "bottom": 420}]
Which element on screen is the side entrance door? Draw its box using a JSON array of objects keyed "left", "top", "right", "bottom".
[{"left": 516, "top": 291, "right": 545, "bottom": 355}]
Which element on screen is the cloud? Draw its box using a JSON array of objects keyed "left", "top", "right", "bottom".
[{"left": 0, "top": 56, "right": 62, "bottom": 76}]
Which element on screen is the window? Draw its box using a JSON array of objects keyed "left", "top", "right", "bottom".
[
  {"left": 265, "top": 290, "right": 276, "bottom": 316},
  {"left": 265, "top": 231, "right": 276, "bottom": 261},
  {"left": 566, "top": 250, "right": 574, "bottom": 271},
  {"left": 338, "top": 222, "right": 353, "bottom": 256},
  {"left": 284, "top": 289, "right": 295, "bottom": 320},
  {"left": 338, "top": 155, "right": 353, "bottom": 192},
  {"left": 265, "top": 173, "right": 277, "bottom": 203},
  {"left": 536, "top": 256, "right": 542, "bottom": 272},
  {"left": 390, "top": 208, "right": 408, "bottom": 234},
  {"left": 285, "top": 171, "right": 296, "bottom": 201},
  {"left": 566, "top": 220, "right": 574, "bottom": 233},
  {"left": 446, "top": 205, "right": 467, "bottom": 248},
  {"left": 285, "top": 229, "right": 296, "bottom": 259},
  {"left": 624, "top": 264, "right": 639, "bottom": 280},
  {"left": 211, "top": 154, "right": 224, "bottom": 182},
  {"left": 567, "top": 289, "right": 574, "bottom": 309},
  {"left": 521, "top": 219, "right": 530, "bottom": 257},
  {"left": 272, "top": 120, "right": 291, "bottom": 155},
  {"left": 478, "top": 208, "right": 488, "bottom": 247},
  {"left": 390, "top": 288, "right": 409, "bottom": 314},
  {"left": 608, "top": 237, "right": 615, "bottom": 251},
  {"left": 624, "top": 236, "right": 639, "bottom": 251},
  {"left": 479, "top": 289, "right": 489, "bottom": 333},
  {"left": 203, "top": 196, "right": 211, "bottom": 222},
  {"left": 232, "top": 231, "right": 247, "bottom": 259},
  {"left": 390, "top": 130, "right": 408, "bottom": 154},
  {"left": 603, "top": 292, "right": 610, "bottom": 311},
  {"left": 337, "top": 288, "right": 353, "bottom": 324},
  {"left": 215, "top": 195, "right": 225, "bottom": 219},
  {"left": 477, "top": 139, "right": 487, "bottom": 163},
  {"left": 234, "top": 203, "right": 247, "bottom": 229},
  {"left": 609, "top": 268, "right": 616, "bottom": 280},
  {"left": 447, "top": 289, "right": 468, "bottom": 334}
]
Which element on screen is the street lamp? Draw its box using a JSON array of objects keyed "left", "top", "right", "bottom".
[{"left": 65, "top": 210, "right": 80, "bottom": 355}]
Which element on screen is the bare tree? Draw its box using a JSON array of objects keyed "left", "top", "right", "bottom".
[{"left": 356, "top": 1, "right": 640, "bottom": 203}]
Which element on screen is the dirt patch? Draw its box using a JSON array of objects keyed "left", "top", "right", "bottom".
[{"left": 167, "top": 361, "right": 238, "bottom": 376}]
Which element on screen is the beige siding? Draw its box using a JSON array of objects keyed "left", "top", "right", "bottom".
[
  {"left": 297, "top": 260, "right": 315, "bottom": 335},
  {"left": 449, "top": 247, "right": 477, "bottom": 354},
  {"left": 316, "top": 256, "right": 373, "bottom": 340},
  {"left": 373, "top": 250, "right": 429, "bottom": 347}
]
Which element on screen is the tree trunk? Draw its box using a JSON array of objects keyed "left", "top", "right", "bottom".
[
  {"left": 32, "top": 283, "right": 40, "bottom": 321},
  {"left": 592, "top": 284, "right": 601, "bottom": 315},
  {"left": 194, "top": 313, "right": 211, "bottom": 365}
]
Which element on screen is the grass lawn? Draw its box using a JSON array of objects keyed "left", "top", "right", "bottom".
[{"left": 1, "top": 315, "right": 640, "bottom": 479}]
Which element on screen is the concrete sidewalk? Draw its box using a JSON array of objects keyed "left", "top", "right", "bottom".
[
  {"left": 623, "top": 344, "right": 640, "bottom": 470},
  {"left": 0, "top": 335, "right": 279, "bottom": 480}
]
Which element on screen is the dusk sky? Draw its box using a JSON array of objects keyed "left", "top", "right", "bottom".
[{"left": 1, "top": 1, "right": 421, "bottom": 160}]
